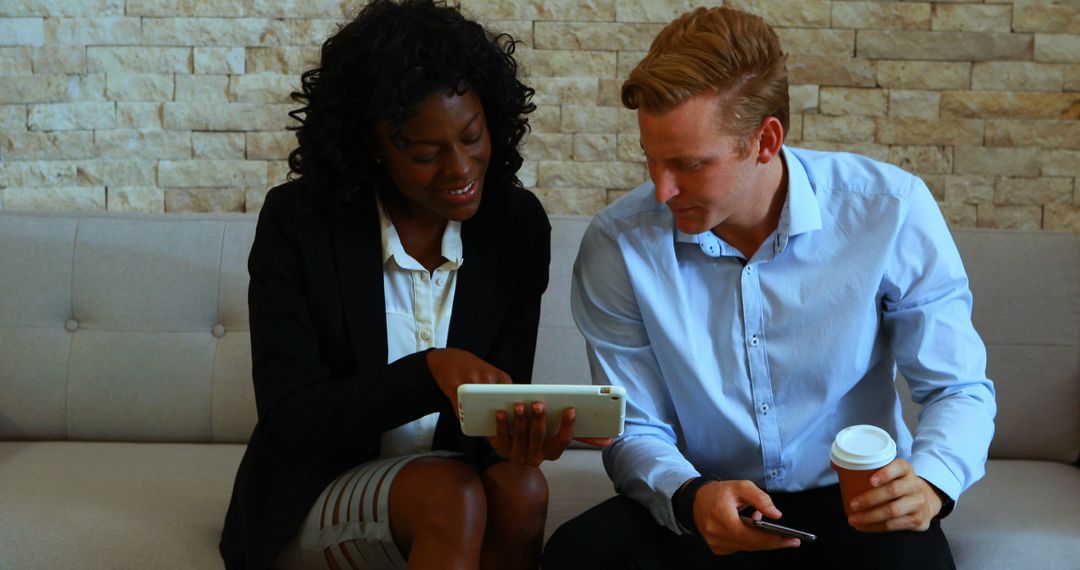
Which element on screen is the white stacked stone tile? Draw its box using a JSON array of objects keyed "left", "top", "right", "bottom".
[{"left": 0, "top": 0, "right": 1072, "bottom": 233}]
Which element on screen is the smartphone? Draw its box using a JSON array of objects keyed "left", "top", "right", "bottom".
[{"left": 738, "top": 507, "right": 817, "bottom": 542}]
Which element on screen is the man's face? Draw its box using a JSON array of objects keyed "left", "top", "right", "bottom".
[
  {"left": 638, "top": 93, "right": 761, "bottom": 236},
  {"left": 374, "top": 87, "right": 491, "bottom": 224}
]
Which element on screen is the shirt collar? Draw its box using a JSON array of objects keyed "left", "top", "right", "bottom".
[
  {"left": 675, "top": 146, "right": 822, "bottom": 256},
  {"left": 376, "top": 194, "right": 464, "bottom": 270},
  {"left": 782, "top": 145, "right": 823, "bottom": 237}
]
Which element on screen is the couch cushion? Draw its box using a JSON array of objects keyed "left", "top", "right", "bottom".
[
  {"left": 539, "top": 448, "right": 616, "bottom": 541},
  {"left": 0, "top": 212, "right": 259, "bottom": 443},
  {"left": 951, "top": 229, "right": 1079, "bottom": 463},
  {"left": 898, "top": 230, "right": 1080, "bottom": 464},
  {"left": 536, "top": 216, "right": 592, "bottom": 388},
  {"left": 66, "top": 330, "right": 216, "bottom": 441},
  {"left": 0, "top": 327, "right": 72, "bottom": 439},
  {"left": 2, "top": 444, "right": 1074, "bottom": 569},
  {"left": 0, "top": 216, "right": 77, "bottom": 328},
  {"left": 0, "top": 216, "right": 77, "bottom": 439},
  {"left": 945, "top": 459, "right": 1080, "bottom": 569},
  {"left": 72, "top": 218, "right": 225, "bottom": 332},
  {"left": 0, "top": 441, "right": 243, "bottom": 569}
]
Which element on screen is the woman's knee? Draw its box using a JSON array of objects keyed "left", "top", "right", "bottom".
[
  {"left": 485, "top": 462, "right": 548, "bottom": 502},
  {"left": 391, "top": 458, "right": 487, "bottom": 539},
  {"left": 483, "top": 462, "right": 549, "bottom": 527}
]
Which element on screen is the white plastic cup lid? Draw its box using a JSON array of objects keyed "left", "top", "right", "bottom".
[{"left": 830, "top": 425, "right": 897, "bottom": 471}]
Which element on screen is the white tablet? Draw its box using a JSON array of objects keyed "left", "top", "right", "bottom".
[{"left": 457, "top": 384, "right": 627, "bottom": 438}]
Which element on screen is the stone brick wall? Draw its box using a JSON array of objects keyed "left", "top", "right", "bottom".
[{"left": 0, "top": 0, "right": 1077, "bottom": 234}]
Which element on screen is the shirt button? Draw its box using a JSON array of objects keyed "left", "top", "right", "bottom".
[
  {"left": 419, "top": 330, "right": 431, "bottom": 341},
  {"left": 770, "top": 469, "right": 780, "bottom": 478},
  {"left": 760, "top": 403, "right": 769, "bottom": 414},
  {"left": 435, "top": 275, "right": 446, "bottom": 286},
  {"left": 749, "top": 335, "right": 760, "bottom": 347}
]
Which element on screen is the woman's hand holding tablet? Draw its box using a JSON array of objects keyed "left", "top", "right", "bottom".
[
  {"left": 457, "top": 384, "right": 625, "bottom": 464},
  {"left": 428, "top": 351, "right": 618, "bottom": 465}
]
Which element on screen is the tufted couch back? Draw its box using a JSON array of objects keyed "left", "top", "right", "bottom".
[
  {"left": 0, "top": 212, "right": 257, "bottom": 443},
  {"left": 0, "top": 211, "right": 1077, "bottom": 465}
]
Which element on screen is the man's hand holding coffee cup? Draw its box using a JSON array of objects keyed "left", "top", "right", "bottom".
[
  {"left": 691, "top": 479, "right": 802, "bottom": 555},
  {"left": 846, "top": 458, "right": 944, "bottom": 533}
]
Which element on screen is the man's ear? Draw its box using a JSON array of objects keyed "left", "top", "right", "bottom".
[{"left": 756, "top": 116, "right": 784, "bottom": 165}]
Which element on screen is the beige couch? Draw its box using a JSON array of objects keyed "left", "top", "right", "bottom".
[{"left": 0, "top": 211, "right": 1077, "bottom": 569}]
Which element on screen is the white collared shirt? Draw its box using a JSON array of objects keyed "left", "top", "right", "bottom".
[{"left": 376, "top": 195, "right": 464, "bottom": 457}]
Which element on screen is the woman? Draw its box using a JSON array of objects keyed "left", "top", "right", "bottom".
[{"left": 219, "top": 2, "right": 598, "bottom": 568}]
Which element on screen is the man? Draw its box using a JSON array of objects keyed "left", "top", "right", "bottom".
[{"left": 542, "top": 6, "right": 995, "bottom": 569}]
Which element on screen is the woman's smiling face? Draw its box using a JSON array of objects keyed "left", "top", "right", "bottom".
[{"left": 374, "top": 87, "right": 491, "bottom": 225}]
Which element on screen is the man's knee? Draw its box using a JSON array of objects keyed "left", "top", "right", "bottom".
[
  {"left": 543, "top": 496, "right": 656, "bottom": 570},
  {"left": 839, "top": 520, "right": 955, "bottom": 570},
  {"left": 542, "top": 515, "right": 596, "bottom": 570}
]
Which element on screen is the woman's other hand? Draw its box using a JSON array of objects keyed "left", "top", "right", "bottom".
[{"left": 426, "top": 347, "right": 512, "bottom": 411}]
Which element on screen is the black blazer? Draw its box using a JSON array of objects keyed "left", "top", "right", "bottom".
[{"left": 220, "top": 179, "right": 551, "bottom": 569}]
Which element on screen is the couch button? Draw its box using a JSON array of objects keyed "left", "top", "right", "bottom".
[
  {"left": 64, "top": 318, "right": 79, "bottom": 332},
  {"left": 212, "top": 324, "right": 226, "bottom": 338}
]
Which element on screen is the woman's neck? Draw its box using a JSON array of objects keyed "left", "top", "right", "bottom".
[{"left": 385, "top": 202, "right": 449, "bottom": 273}]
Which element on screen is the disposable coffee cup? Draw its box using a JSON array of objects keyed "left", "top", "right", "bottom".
[{"left": 830, "top": 425, "right": 897, "bottom": 517}]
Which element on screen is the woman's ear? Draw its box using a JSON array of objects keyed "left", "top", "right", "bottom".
[{"left": 364, "top": 136, "right": 384, "bottom": 165}]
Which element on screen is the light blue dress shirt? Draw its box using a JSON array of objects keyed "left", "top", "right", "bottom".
[{"left": 571, "top": 146, "right": 996, "bottom": 533}]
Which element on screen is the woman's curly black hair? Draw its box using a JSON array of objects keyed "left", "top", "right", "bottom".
[{"left": 287, "top": 0, "right": 536, "bottom": 214}]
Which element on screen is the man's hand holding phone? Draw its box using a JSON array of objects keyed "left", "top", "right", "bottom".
[
  {"left": 690, "top": 479, "right": 804, "bottom": 555},
  {"left": 738, "top": 506, "right": 817, "bottom": 542}
]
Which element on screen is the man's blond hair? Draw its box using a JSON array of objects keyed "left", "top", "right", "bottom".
[{"left": 622, "top": 6, "right": 789, "bottom": 156}]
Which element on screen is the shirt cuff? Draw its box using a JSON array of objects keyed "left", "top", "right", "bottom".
[
  {"left": 910, "top": 453, "right": 963, "bottom": 504},
  {"left": 650, "top": 466, "right": 701, "bottom": 534}
]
